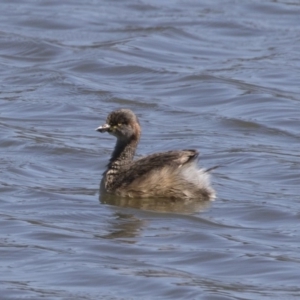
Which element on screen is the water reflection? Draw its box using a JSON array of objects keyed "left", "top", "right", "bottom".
[
  {"left": 99, "top": 212, "right": 144, "bottom": 241},
  {"left": 99, "top": 189, "right": 211, "bottom": 214}
]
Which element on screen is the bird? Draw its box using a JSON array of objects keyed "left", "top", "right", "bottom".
[{"left": 96, "top": 109, "right": 216, "bottom": 201}]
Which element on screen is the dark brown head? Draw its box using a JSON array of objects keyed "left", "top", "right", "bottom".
[{"left": 96, "top": 109, "right": 141, "bottom": 141}]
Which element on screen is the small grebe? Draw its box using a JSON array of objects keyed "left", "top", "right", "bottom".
[{"left": 96, "top": 109, "right": 216, "bottom": 201}]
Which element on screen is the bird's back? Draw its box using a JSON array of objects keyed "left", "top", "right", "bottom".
[{"left": 103, "top": 149, "right": 215, "bottom": 200}]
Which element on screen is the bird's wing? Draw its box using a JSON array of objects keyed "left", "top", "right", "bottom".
[{"left": 116, "top": 149, "right": 199, "bottom": 188}]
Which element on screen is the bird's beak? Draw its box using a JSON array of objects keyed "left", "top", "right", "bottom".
[{"left": 95, "top": 123, "right": 110, "bottom": 133}]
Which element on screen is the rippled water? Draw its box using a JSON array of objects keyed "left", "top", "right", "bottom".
[{"left": 1, "top": 0, "right": 300, "bottom": 299}]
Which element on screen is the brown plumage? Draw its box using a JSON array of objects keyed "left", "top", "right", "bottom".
[{"left": 96, "top": 109, "right": 216, "bottom": 200}]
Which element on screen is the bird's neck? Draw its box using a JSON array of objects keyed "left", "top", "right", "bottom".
[
  {"left": 108, "top": 137, "right": 139, "bottom": 170},
  {"left": 103, "top": 137, "right": 139, "bottom": 192}
]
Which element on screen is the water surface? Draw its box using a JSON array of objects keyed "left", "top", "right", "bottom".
[{"left": 0, "top": 0, "right": 300, "bottom": 299}]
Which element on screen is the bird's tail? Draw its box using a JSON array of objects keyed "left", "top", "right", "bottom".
[{"left": 204, "top": 165, "right": 220, "bottom": 173}]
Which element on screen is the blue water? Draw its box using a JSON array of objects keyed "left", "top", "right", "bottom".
[{"left": 0, "top": 1, "right": 299, "bottom": 299}]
